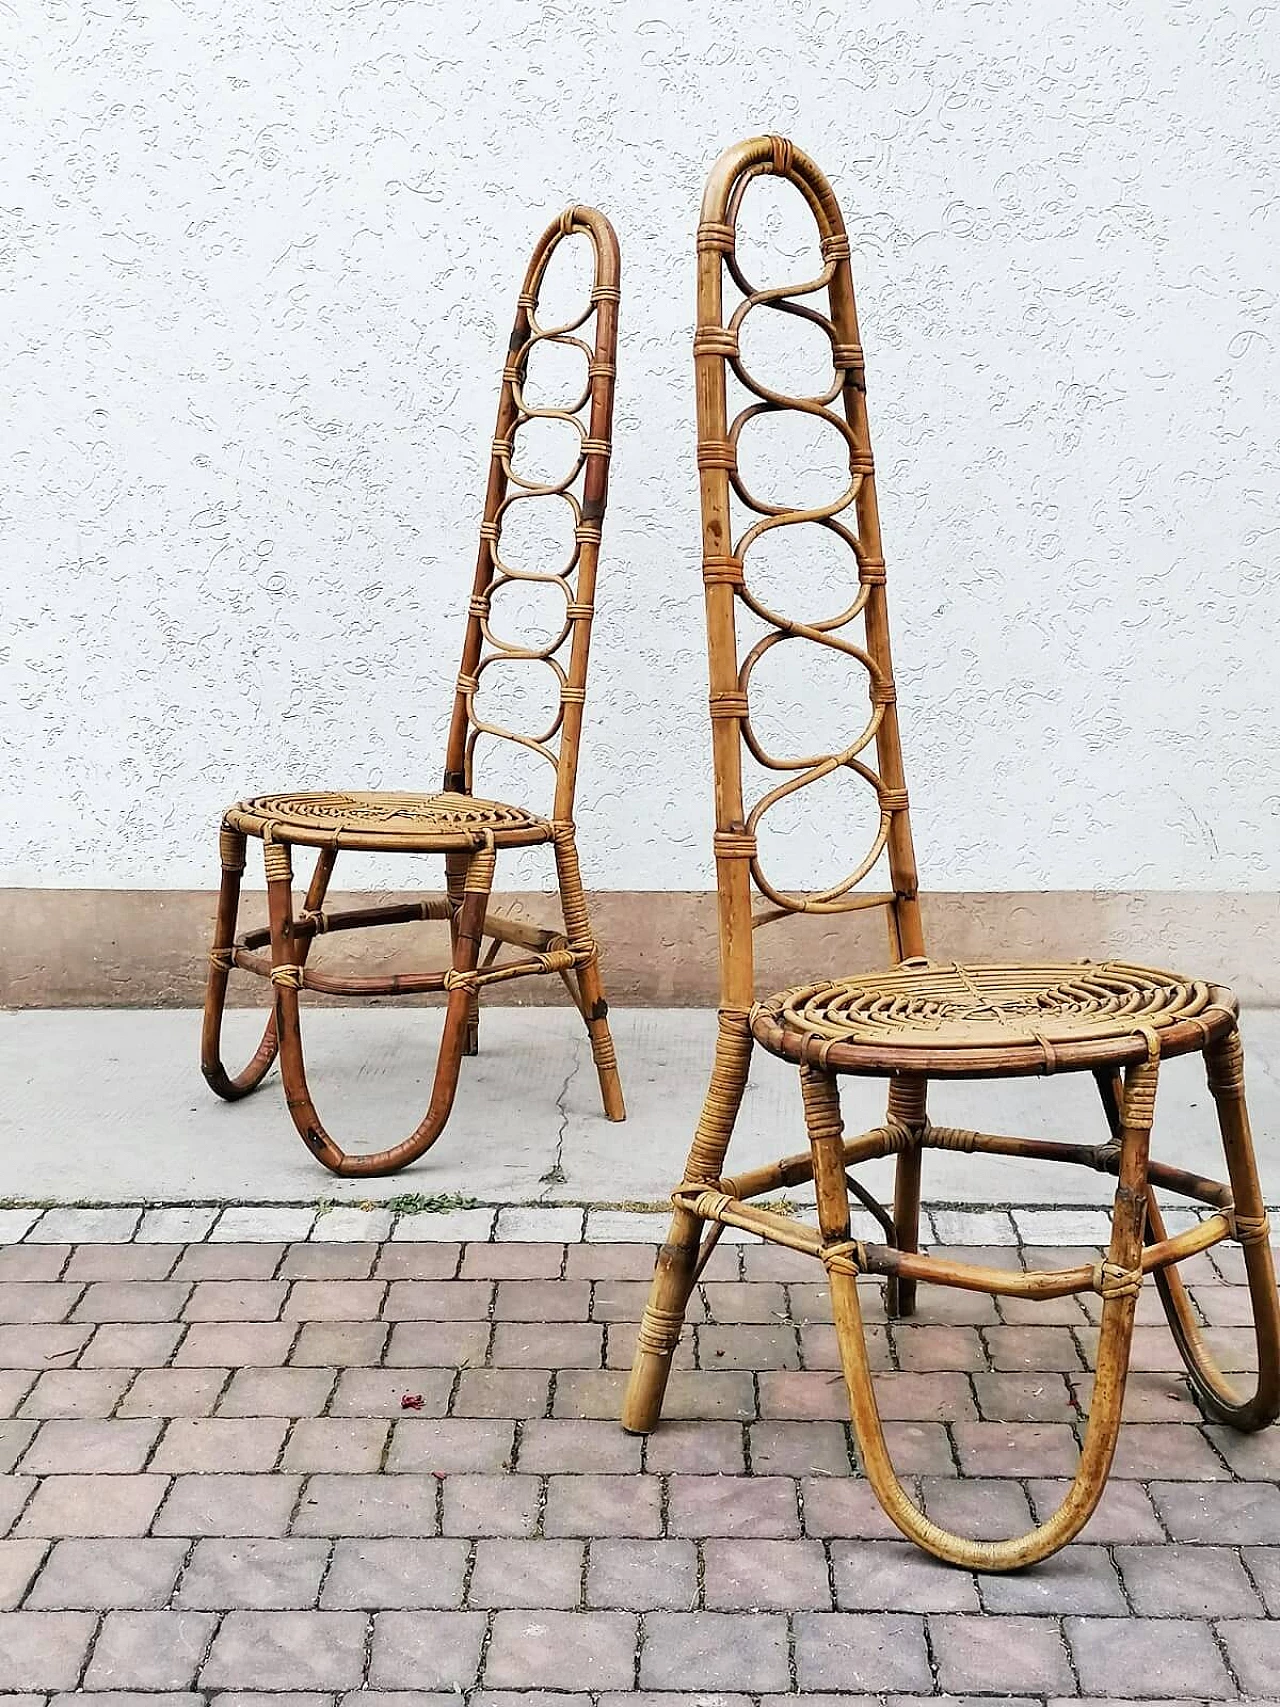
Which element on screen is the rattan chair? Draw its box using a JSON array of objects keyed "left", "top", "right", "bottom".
[
  {"left": 622, "top": 136, "right": 1279, "bottom": 1569},
  {"left": 201, "top": 207, "right": 625, "bottom": 1177}
]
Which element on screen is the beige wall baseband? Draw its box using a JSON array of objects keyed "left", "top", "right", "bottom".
[{"left": 1, "top": 889, "right": 1276, "bottom": 1009}]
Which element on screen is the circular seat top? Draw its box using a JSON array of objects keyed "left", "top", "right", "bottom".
[
  {"left": 750, "top": 959, "right": 1236, "bottom": 1077},
  {"left": 226, "top": 790, "right": 551, "bottom": 851}
]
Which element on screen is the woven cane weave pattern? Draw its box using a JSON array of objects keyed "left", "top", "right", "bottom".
[
  {"left": 758, "top": 960, "right": 1211, "bottom": 1051},
  {"left": 233, "top": 791, "right": 541, "bottom": 840}
]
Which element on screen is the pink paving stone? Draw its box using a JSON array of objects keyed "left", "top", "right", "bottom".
[
  {"left": 515, "top": 1418, "right": 640, "bottom": 1474},
  {"left": 460, "top": 1242, "right": 566, "bottom": 1279},
  {"left": 183, "top": 1281, "right": 289, "bottom": 1322},
  {"left": 639, "top": 1611, "right": 790, "bottom": 1691},
  {"left": 979, "top": 1545, "right": 1127, "bottom": 1615},
  {"left": 793, "top": 1611, "right": 933, "bottom": 1693},
  {"left": 485, "top": 1609, "right": 638, "bottom": 1690},
  {"left": 749, "top": 1420, "right": 852, "bottom": 1476},
  {"left": 701, "top": 1537, "right": 831, "bottom": 1610},
  {"left": 0, "top": 1284, "right": 82, "bottom": 1323},
  {"left": 795, "top": 1321, "right": 892, "bottom": 1370},
  {"left": 951, "top": 1421, "right": 1081, "bottom": 1478},
  {"left": 467, "top": 1538, "right": 585, "bottom": 1608},
  {"left": 892, "top": 1324, "right": 988, "bottom": 1370},
  {"left": 1216, "top": 1619, "right": 1280, "bottom": 1699},
  {"left": 79, "top": 1322, "right": 183, "bottom": 1367},
  {"left": 173, "top": 1321, "right": 296, "bottom": 1366},
  {"left": 0, "top": 1540, "right": 49, "bottom": 1610},
  {"left": 1107, "top": 1421, "right": 1233, "bottom": 1479},
  {"left": 800, "top": 1475, "right": 912, "bottom": 1540},
  {"left": 371, "top": 1244, "right": 463, "bottom": 1280},
  {"left": 1070, "top": 1370, "right": 1199, "bottom": 1425},
  {"left": 491, "top": 1321, "right": 603, "bottom": 1369},
  {"left": 829, "top": 1538, "right": 980, "bottom": 1612},
  {"left": 442, "top": 1475, "right": 539, "bottom": 1538},
  {"left": 1028, "top": 1476, "right": 1164, "bottom": 1543},
  {"left": 542, "top": 1474, "right": 663, "bottom": 1538},
  {"left": 586, "top": 1539, "right": 698, "bottom": 1611},
  {"left": 292, "top": 1473, "right": 440, "bottom": 1538},
  {"left": 919, "top": 1477, "right": 1037, "bottom": 1542},
  {"left": 278, "top": 1244, "right": 379, "bottom": 1280},
  {"left": 590, "top": 1283, "right": 705, "bottom": 1324},
  {"left": 984, "top": 1325, "right": 1087, "bottom": 1372},
  {"left": 329, "top": 1368, "right": 453, "bottom": 1418},
  {"left": 564, "top": 1244, "right": 661, "bottom": 1280},
  {"left": 970, "top": 1372, "right": 1078, "bottom": 1423},
  {"left": 0, "top": 1424, "right": 35, "bottom": 1474},
  {"left": 603, "top": 1321, "right": 695, "bottom": 1372},
  {"left": 171, "top": 1244, "right": 285, "bottom": 1280},
  {"left": 493, "top": 1281, "right": 592, "bottom": 1322},
  {"left": 700, "top": 1282, "right": 788, "bottom": 1324},
  {"left": 697, "top": 1324, "right": 800, "bottom": 1370},
  {"left": 930, "top": 1613, "right": 1076, "bottom": 1696},
  {"left": 1065, "top": 1613, "right": 1234, "bottom": 1699},
  {"left": 368, "top": 1610, "right": 487, "bottom": 1690},
  {"left": 283, "top": 1281, "right": 387, "bottom": 1321},
  {"left": 71, "top": 1282, "right": 191, "bottom": 1323},
  {"left": 1147, "top": 1478, "right": 1280, "bottom": 1542},
  {"left": 641, "top": 1420, "right": 746, "bottom": 1474},
  {"left": 667, "top": 1475, "right": 800, "bottom": 1538},
  {"left": 383, "top": 1321, "right": 491, "bottom": 1367},
  {"left": 382, "top": 1281, "right": 493, "bottom": 1320},
  {"left": 176, "top": 1537, "right": 331, "bottom": 1610},
  {"left": 0, "top": 1247, "right": 70, "bottom": 1282},
  {"left": 319, "top": 1537, "right": 470, "bottom": 1609},
  {"left": 0, "top": 1326, "right": 92, "bottom": 1366}
]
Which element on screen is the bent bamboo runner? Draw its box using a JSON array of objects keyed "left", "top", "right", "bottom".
[
  {"left": 202, "top": 207, "right": 625, "bottom": 1176},
  {"left": 621, "top": 136, "right": 1279, "bottom": 1569}
]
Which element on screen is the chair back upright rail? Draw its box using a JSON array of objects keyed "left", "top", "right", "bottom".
[
  {"left": 694, "top": 136, "right": 924, "bottom": 1010},
  {"left": 444, "top": 207, "right": 621, "bottom": 829}
]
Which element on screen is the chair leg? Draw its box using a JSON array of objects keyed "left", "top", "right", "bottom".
[
  {"left": 202, "top": 832, "right": 336, "bottom": 1100},
  {"left": 267, "top": 835, "right": 497, "bottom": 1177},
  {"left": 553, "top": 826, "right": 624, "bottom": 1122},
  {"left": 809, "top": 1059, "right": 1157, "bottom": 1569},
  {"left": 886, "top": 1075, "right": 927, "bottom": 1319},
  {"left": 1117, "top": 1032, "right": 1280, "bottom": 1430},
  {"left": 622, "top": 1009, "right": 752, "bottom": 1431},
  {"left": 445, "top": 850, "right": 481, "bottom": 1058}
]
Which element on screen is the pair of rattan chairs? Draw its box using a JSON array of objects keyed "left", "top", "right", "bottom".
[{"left": 202, "top": 136, "right": 1278, "bottom": 1569}]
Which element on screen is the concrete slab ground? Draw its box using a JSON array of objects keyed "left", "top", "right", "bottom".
[{"left": 2, "top": 1006, "right": 1278, "bottom": 1211}]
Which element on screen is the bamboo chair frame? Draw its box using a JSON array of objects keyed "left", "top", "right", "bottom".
[
  {"left": 622, "top": 136, "right": 1279, "bottom": 1569},
  {"left": 202, "top": 207, "right": 625, "bottom": 1177}
]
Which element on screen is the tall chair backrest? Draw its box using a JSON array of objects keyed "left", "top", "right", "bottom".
[
  {"left": 443, "top": 207, "right": 621, "bottom": 828},
  {"left": 694, "top": 136, "right": 924, "bottom": 1011}
]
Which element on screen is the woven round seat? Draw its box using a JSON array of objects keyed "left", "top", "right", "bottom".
[
  {"left": 225, "top": 790, "right": 554, "bottom": 853},
  {"left": 750, "top": 959, "right": 1238, "bottom": 1077}
]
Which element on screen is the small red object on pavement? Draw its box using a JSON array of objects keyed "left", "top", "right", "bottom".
[{"left": 400, "top": 1392, "right": 424, "bottom": 1411}]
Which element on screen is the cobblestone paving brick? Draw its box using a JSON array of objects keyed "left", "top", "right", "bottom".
[{"left": 0, "top": 1233, "right": 1277, "bottom": 1700}]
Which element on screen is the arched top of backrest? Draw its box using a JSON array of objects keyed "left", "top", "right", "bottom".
[
  {"left": 692, "top": 137, "right": 923, "bottom": 992},
  {"left": 444, "top": 206, "right": 620, "bottom": 824}
]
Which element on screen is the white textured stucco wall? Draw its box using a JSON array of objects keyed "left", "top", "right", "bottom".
[{"left": 3, "top": 0, "right": 1278, "bottom": 894}]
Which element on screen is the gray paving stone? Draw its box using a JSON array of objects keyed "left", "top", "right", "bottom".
[
  {"left": 1066, "top": 1613, "right": 1234, "bottom": 1699},
  {"left": 28, "top": 1210, "right": 140, "bottom": 1245},
  {"left": 0, "top": 1610, "right": 97, "bottom": 1688},
  {"left": 368, "top": 1610, "right": 487, "bottom": 1689},
  {"left": 1116, "top": 1542, "right": 1263, "bottom": 1616},
  {"left": 585, "top": 1539, "right": 698, "bottom": 1611},
  {"left": 701, "top": 1538, "right": 831, "bottom": 1610},
  {"left": 468, "top": 1539, "right": 585, "bottom": 1609},
  {"left": 153, "top": 1475, "right": 301, "bottom": 1538},
  {"left": 176, "top": 1539, "right": 330, "bottom": 1610},
  {"left": 201, "top": 1611, "right": 368, "bottom": 1689},
  {"left": 292, "top": 1473, "right": 440, "bottom": 1538},
  {"left": 830, "top": 1538, "right": 980, "bottom": 1612},
  {"left": 84, "top": 1611, "right": 217, "bottom": 1690},
  {"left": 0, "top": 1543, "right": 48, "bottom": 1611},
  {"left": 211, "top": 1210, "right": 316, "bottom": 1244},
  {"left": 26, "top": 1539, "right": 187, "bottom": 1610},
  {"left": 931, "top": 1613, "right": 1075, "bottom": 1696}
]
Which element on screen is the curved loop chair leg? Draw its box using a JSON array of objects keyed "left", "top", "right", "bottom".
[
  {"left": 811, "top": 1060, "right": 1157, "bottom": 1569},
  {"left": 1134, "top": 1033, "right": 1280, "bottom": 1430},
  {"left": 554, "top": 826, "right": 625, "bottom": 1122},
  {"left": 622, "top": 1010, "right": 753, "bottom": 1432},
  {"left": 268, "top": 838, "right": 497, "bottom": 1178},
  {"left": 202, "top": 837, "right": 337, "bottom": 1100}
]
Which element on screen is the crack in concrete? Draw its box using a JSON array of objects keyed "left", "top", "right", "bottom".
[{"left": 538, "top": 1029, "right": 586, "bottom": 1195}]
